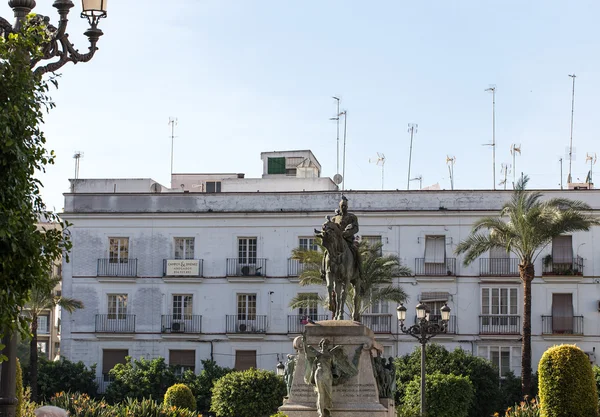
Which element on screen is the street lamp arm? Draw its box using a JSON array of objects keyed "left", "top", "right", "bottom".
[{"left": 0, "top": 16, "right": 11, "bottom": 35}]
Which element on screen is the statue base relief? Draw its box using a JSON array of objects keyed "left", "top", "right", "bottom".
[{"left": 279, "top": 321, "right": 394, "bottom": 417}]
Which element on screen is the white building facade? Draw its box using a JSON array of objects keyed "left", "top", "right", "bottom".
[{"left": 60, "top": 151, "right": 600, "bottom": 390}]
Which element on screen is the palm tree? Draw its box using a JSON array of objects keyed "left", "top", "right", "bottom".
[
  {"left": 455, "top": 176, "right": 599, "bottom": 396},
  {"left": 23, "top": 276, "right": 83, "bottom": 401},
  {"left": 289, "top": 240, "right": 411, "bottom": 321}
]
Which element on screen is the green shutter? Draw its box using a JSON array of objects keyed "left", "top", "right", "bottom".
[{"left": 267, "top": 157, "right": 286, "bottom": 174}]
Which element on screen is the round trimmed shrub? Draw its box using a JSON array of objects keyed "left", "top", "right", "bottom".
[
  {"left": 164, "top": 383, "right": 196, "bottom": 411},
  {"left": 402, "top": 372, "right": 474, "bottom": 417},
  {"left": 538, "top": 344, "right": 598, "bottom": 417},
  {"left": 210, "top": 368, "right": 286, "bottom": 417}
]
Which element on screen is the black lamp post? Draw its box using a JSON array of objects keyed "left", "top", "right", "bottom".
[
  {"left": 0, "top": 0, "right": 107, "bottom": 75},
  {"left": 0, "top": 1, "right": 107, "bottom": 415},
  {"left": 396, "top": 302, "right": 451, "bottom": 417}
]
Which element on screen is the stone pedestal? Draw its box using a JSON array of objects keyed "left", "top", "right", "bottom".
[{"left": 279, "top": 320, "right": 394, "bottom": 417}]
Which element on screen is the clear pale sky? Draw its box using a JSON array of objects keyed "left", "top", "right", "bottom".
[{"left": 8, "top": 1, "right": 599, "bottom": 212}]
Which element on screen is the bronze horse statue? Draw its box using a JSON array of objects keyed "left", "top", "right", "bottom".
[{"left": 315, "top": 219, "right": 361, "bottom": 321}]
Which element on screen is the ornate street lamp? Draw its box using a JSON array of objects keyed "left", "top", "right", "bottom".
[
  {"left": 0, "top": 1, "right": 107, "bottom": 414},
  {"left": 396, "top": 302, "right": 451, "bottom": 417},
  {"left": 0, "top": 0, "right": 108, "bottom": 74},
  {"left": 276, "top": 361, "right": 285, "bottom": 377}
]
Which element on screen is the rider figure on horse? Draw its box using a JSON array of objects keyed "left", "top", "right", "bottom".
[{"left": 321, "top": 196, "right": 360, "bottom": 280}]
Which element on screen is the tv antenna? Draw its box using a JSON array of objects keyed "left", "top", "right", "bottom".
[
  {"left": 406, "top": 123, "right": 418, "bottom": 190},
  {"left": 369, "top": 152, "right": 386, "bottom": 190},
  {"left": 73, "top": 151, "right": 84, "bottom": 179},
  {"left": 409, "top": 175, "right": 423, "bottom": 190},
  {"left": 169, "top": 117, "right": 178, "bottom": 177},
  {"left": 510, "top": 144, "right": 521, "bottom": 188},
  {"left": 483, "top": 85, "right": 496, "bottom": 190},
  {"left": 340, "top": 110, "right": 348, "bottom": 191},
  {"left": 585, "top": 152, "right": 597, "bottom": 184},
  {"left": 446, "top": 155, "right": 456, "bottom": 190},
  {"left": 565, "top": 146, "right": 576, "bottom": 184},
  {"left": 330, "top": 97, "right": 342, "bottom": 175},
  {"left": 499, "top": 163, "right": 511, "bottom": 190},
  {"left": 568, "top": 74, "right": 577, "bottom": 184},
  {"left": 559, "top": 157, "right": 563, "bottom": 189}
]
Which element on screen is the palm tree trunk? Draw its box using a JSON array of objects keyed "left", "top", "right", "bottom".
[
  {"left": 519, "top": 262, "right": 534, "bottom": 396},
  {"left": 29, "top": 314, "right": 38, "bottom": 402}
]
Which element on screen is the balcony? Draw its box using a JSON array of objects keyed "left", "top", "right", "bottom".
[
  {"left": 226, "top": 258, "right": 267, "bottom": 277},
  {"left": 161, "top": 315, "right": 202, "bottom": 334},
  {"left": 287, "top": 314, "right": 330, "bottom": 333},
  {"left": 479, "top": 315, "right": 520, "bottom": 335},
  {"left": 97, "top": 259, "right": 137, "bottom": 277},
  {"left": 479, "top": 258, "right": 519, "bottom": 277},
  {"left": 542, "top": 315, "right": 583, "bottom": 335},
  {"left": 412, "top": 315, "right": 457, "bottom": 334},
  {"left": 163, "top": 259, "right": 203, "bottom": 277},
  {"left": 415, "top": 258, "right": 456, "bottom": 276},
  {"left": 361, "top": 314, "right": 393, "bottom": 334},
  {"left": 288, "top": 258, "right": 308, "bottom": 277},
  {"left": 542, "top": 256, "right": 583, "bottom": 276},
  {"left": 95, "top": 314, "right": 136, "bottom": 333},
  {"left": 226, "top": 315, "right": 268, "bottom": 333}
]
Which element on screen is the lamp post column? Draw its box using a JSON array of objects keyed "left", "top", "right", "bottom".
[{"left": 420, "top": 336, "right": 426, "bottom": 417}]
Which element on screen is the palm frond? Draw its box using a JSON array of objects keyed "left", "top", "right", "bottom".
[{"left": 288, "top": 293, "right": 328, "bottom": 310}]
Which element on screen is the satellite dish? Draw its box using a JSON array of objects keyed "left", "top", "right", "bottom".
[{"left": 333, "top": 174, "right": 343, "bottom": 185}]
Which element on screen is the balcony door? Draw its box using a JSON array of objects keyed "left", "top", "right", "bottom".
[
  {"left": 238, "top": 237, "right": 257, "bottom": 275},
  {"left": 424, "top": 236, "right": 445, "bottom": 274},
  {"left": 489, "top": 247, "right": 511, "bottom": 275},
  {"left": 109, "top": 238, "right": 129, "bottom": 263},
  {"left": 552, "top": 293, "right": 574, "bottom": 334},
  {"left": 108, "top": 294, "right": 128, "bottom": 320},
  {"left": 481, "top": 288, "right": 518, "bottom": 332},
  {"left": 237, "top": 294, "right": 257, "bottom": 331}
]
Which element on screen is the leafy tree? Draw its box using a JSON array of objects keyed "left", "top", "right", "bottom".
[
  {"left": 289, "top": 240, "right": 410, "bottom": 320},
  {"left": 0, "top": 16, "right": 71, "bottom": 357},
  {"left": 23, "top": 276, "right": 83, "bottom": 401},
  {"left": 22, "top": 356, "right": 97, "bottom": 401},
  {"left": 456, "top": 176, "right": 600, "bottom": 395},
  {"left": 394, "top": 344, "right": 501, "bottom": 417},
  {"left": 105, "top": 356, "right": 177, "bottom": 404},
  {"left": 180, "top": 359, "right": 233, "bottom": 414}
]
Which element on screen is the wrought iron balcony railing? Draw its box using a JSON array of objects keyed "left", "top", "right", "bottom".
[
  {"left": 542, "top": 256, "right": 584, "bottom": 276},
  {"left": 226, "top": 315, "right": 268, "bottom": 333},
  {"left": 479, "top": 315, "right": 520, "bottom": 334},
  {"left": 97, "top": 259, "right": 137, "bottom": 277},
  {"left": 361, "top": 314, "right": 393, "bottom": 333},
  {"left": 161, "top": 315, "right": 202, "bottom": 334},
  {"left": 287, "top": 258, "right": 308, "bottom": 277},
  {"left": 542, "top": 315, "right": 583, "bottom": 335},
  {"left": 287, "top": 315, "right": 330, "bottom": 333},
  {"left": 95, "top": 314, "right": 136, "bottom": 333},
  {"left": 479, "top": 258, "right": 519, "bottom": 276},
  {"left": 415, "top": 258, "right": 456, "bottom": 276},
  {"left": 226, "top": 258, "right": 267, "bottom": 277}
]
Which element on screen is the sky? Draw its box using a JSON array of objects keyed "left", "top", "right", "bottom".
[{"left": 7, "top": 1, "right": 600, "bottom": 212}]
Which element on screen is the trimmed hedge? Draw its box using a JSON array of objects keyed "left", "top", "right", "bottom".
[
  {"left": 210, "top": 368, "right": 286, "bottom": 417},
  {"left": 164, "top": 384, "right": 196, "bottom": 411},
  {"left": 538, "top": 344, "right": 598, "bottom": 417},
  {"left": 401, "top": 372, "right": 473, "bottom": 417}
]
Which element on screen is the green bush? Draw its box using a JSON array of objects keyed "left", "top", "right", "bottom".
[
  {"left": 180, "top": 359, "right": 233, "bottom": 413},
  {"left": 394, "top": 344, "right": 500, "bottom": 417},
  {"left": 105, "top": 356, "right": 177, "bottom": 404},
  {"left": 401, "top": 372, "right": 473, "bottom": 417},
  {"left": 538, "top": 344, "right": 598, "bottom": 417},
  {"left": 16, "top": 358, "right": 23, "bottom": 417},
  {"left": 210, "top": 368, "right": 286, "bottom": 417},
  {"left": 164, "top": 384, "right": 196, "bottom": 411},
  {"left": 23, "top": 357, "right": 98, "bottom": 401}
]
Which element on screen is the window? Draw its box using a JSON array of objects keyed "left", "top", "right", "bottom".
[
  {"left": 552, "top": 235, "right": 573, "bottom": 264},
  {"left": 108, "top": 294, "right": 128, "bottom": 319},
  {"left": 478, "top": 346, "right": 521, "bottom": 377},
  {"left": 37, "top": 315, "right": 49, "bottom": 334},
  {"left": 298, "top": 293, "right": 318, "bottom": 320},
  {"left": 238, "top": 238, "right": 257, "bottom": 265},
  {"left": 235, "top": 350, "right": 257, "bottom": 370},
  {"left": 172, "top": 295, "right": 193, "bottom": 320},
  {"left": 174, "top": 237, "right": 195, "bottom": 260},
  {"left": 205, "top": 181, "right": 221, "bottom": 193},
  {"left": 169, "top": 350, "right": 195, "bottom": 376},
  {"left": 552, "top": 293, "right": 574, "bottom": 333},
  {"left": 369, "top": 299, "right": 389, "bottom": 314},
  {"left": 102, "top": 349, "right": 128, "bottom": 380},
  {"left": 481, "top": 288, "right": 518, "bottom": 315},
  {"left": 267, "top": 157, "right": 286, "bottom": 174},
  {"left": 383, "top": 346, "right": 393, "bottom": 358},
  {"left": 362, "top": 235, "right": 383, "bottom": 256},
  {"left": 237, "top": 294, "right": 257, "bottom": 320},
  {"left": 37, "top": 341, "right": 48, "bottom": 354},
  {"left": 299, "top": 237, "right": 318, "bottom": 252},
  {"left": 424, "top": 236, "right": 446, "bottom": 263},
  {"left": 109, "top": 237, "right": 129, "bottom": 264}
]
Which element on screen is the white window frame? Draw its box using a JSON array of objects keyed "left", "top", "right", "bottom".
[
  {"left": 481, "top": 287, "right": 518, "bottom": 315},
  {"left": 362, "top": 235, "right": 383, "bottom": 256},
  {"left": 174, "top": 237, "right": 195, "bottom": 260},
  {"left": 237, "top": 293, "right": 257, "bottom": 320},
  {"left": 299, "top": 237, "right": 318, "bottom": 252},
  {"left": 298, "top": 293, "right": 318, "bottom": 320},
  {"left": 107, "top": 294, "right": 128, "bottom": 319},
  {"left": 108, "top": 237, "right": 129, "bottom": 264},
  {"left": 478, "top": 345, "right": 521, "bottom": 378},
  {"left": 172, "top": 294, "right": 193, "bottom": 319},
  {"left": 238, "top": 237, "right": 257, "bottom": 265},
  {"left": 37, "top": 315, "right": 50, "bottom": 334}
]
